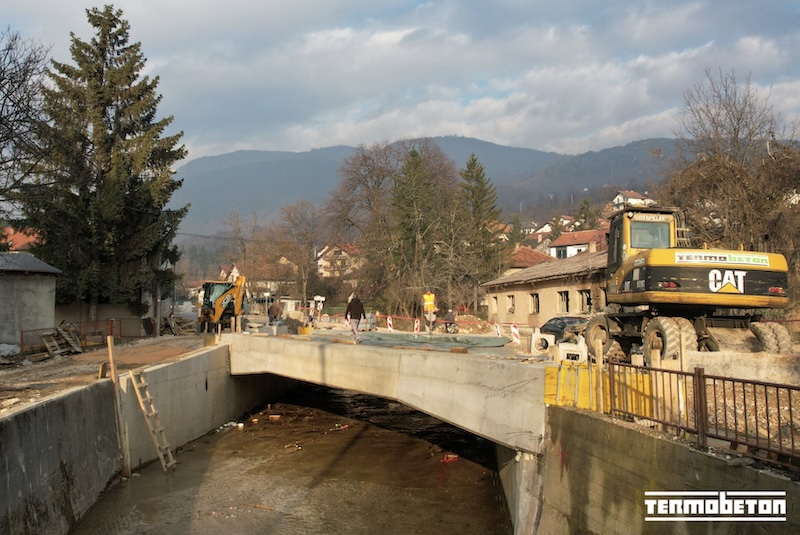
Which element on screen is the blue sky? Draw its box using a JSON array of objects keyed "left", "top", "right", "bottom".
[{"left": 4, "top": 1, "right": 800, "bottom": 161}]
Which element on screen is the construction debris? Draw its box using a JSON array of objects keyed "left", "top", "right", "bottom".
[
  {"left": 40, "top": 325, "right": 83, "bottom": 357},
  {"left": 160, "top": 314, "right": 195, "bottom": 336}
]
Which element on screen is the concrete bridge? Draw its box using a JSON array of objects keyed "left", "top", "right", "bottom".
[{"left": 229, "top": 333, "right": 549, "bottom": 455}]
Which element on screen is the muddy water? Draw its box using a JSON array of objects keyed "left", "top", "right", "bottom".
[{"left": 70, "top": 385, "right": 513, "bottom": 535}]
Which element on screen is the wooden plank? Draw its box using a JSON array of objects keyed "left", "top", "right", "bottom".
[{"left": 56, "top": 327, "right": 82, "bottom": 353}]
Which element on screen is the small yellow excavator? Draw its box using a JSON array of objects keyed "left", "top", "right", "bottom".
[
  {"left": 585, "top": 206, "right": 791, "bottom": 365},
  {"left": 197, "top": 275, "right": 247, "bottom": 333}
]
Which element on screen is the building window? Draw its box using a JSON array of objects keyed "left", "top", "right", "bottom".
[
  {"left": 529, "top": 293, "right": 540, "bottom": 314},
  {"left": 558, "top": 290, "right": 570, "bottom": 313},
  {"left": 556, "top": 247, "right": 568, "bottom": 259},
  {"left": 579, "top": 289, "right": 592, "bottom": 313},
  {"left": 492, "top": 295, "right": 498, "bottom": 314},
  {"left": 507, "top": 295, "right": 515, "bottom": 314}
]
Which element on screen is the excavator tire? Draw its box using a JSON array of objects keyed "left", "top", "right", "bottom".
[
  {"left": 767, "top": 323, "right": 794, "bottom": 354},
  {"left": 585, "top": 315, "right": 625, "bottom": 362},
  {"left": 750, "top": 322, "right": 780, "bottom": 353},
  {"left": 642, "top": 317, "right": 681, "bottom": 367},
  {"left": 672, "top": 317, "right": 699, "bottom": 353}
]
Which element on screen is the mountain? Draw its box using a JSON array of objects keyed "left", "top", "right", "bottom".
[
  {"left": 170, "top": 136, "right": 678, "bottom": 237},
  {"left": 170, "top": 145, "right": 354, "bottom": 236}
]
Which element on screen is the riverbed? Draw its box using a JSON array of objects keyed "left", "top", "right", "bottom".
[{"left": 69, "top": 384, "right": 513, "bottom": 534}]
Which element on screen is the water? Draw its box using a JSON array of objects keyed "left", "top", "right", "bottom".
[{"left": 69, "top": 384, "right": 512, "bottom": 535}]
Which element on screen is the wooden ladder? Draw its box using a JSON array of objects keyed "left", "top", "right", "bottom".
[{"left": 131, "top": 371, "right": 176, "bottom": 471}]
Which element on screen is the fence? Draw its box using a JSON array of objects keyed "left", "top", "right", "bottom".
[
  {"left": 19, "top": 318, "right": 148, "bottom": 355},
  {"left": 548, "top": 361, "right": 800, "bottom": 470}
]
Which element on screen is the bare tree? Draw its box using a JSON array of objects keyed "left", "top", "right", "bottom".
[
  {"left": 0, "top": 29, "right": 49, "bottom": 222},
  {"left": 676, "top": 68, "right": 793, "bottom": 172},
  {"left": 277, "top": 200, "right": 321, "bottom": 310},
  {"left": 660, "top": 68, "right": 800, "bottom": 298},
  {"left": 223, "top": 210, "right": 264, "bottom": 295}
]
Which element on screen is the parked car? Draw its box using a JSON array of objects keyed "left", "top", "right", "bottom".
[{"left": 539, "top": 316, "right": 589, "bottom": 341}]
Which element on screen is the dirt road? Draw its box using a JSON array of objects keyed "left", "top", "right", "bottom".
[{"left": 0, "top": 334, "right": 206, "bottom": 413}]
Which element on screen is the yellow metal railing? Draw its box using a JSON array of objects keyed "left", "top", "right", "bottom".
[{"left": 544, "top": 362, "right": 656, "bottom": 416}]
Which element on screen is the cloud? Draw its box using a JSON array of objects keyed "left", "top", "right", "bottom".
[{"left": 3, "top": 0, "right": 800, "bottom": 159}]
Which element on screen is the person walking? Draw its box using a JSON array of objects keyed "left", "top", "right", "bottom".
[
  {"left": 267, "top": 301, "right": 283, "bottom": 324},
  {"left": 345, "top": 294, "right": 366, "bottom": 343}
]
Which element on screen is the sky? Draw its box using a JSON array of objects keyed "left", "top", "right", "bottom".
[{"left": 4, "top": 1, "right": 800, "bottom": 162}]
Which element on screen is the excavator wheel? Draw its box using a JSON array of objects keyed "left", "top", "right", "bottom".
[
  {"left": 768, "top": 323, "right": 795, "bottom": 354},
  {"left": 642, "top": 317, "right": 681, "bottom": 367},
  {"left": 672, "top": 317, "right": 699, "bottom": 353},
  {"left": 750, "top": 322, "right": 780, "bottom": 353},
  {"left": 585, "top": 315, "right": 625, "bottom": 362},
  {"left": 751, "top": 322, "right": 794, "bottom": 354}
]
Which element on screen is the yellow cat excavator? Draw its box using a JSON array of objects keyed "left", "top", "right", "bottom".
[
  {"left": 197, "top": 275, "right": 247, "bottom": 333},
  {"left": 585, "top": 206, "right": 791, "bottom": 365}
]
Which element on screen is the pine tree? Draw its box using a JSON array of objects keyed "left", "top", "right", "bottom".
[
  {"left": 573, "top": 198, "right": 601, "bottom": 229},
  {"left": 459, "top": 153, "right": 506, "bottom": 275},
  {"left": 507, "top": 214, "right": 526, "bottom": 246},
  {"left": 18, "top": 6, "right": 187, "bottom": 319}
]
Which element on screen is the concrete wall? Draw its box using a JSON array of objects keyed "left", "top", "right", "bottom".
[
  {"left": 0, "top": 343, "right": 293, "bottom": 535},
  {"left": 227, "top": 333, "right": 549, "bottom": 454},
  {"left": 117, "top": 343, "right": 294, "bottom": 469},
  {"left": 531, "top": 406, "right": 799, "bottom": 534},
  {"left": 0, "top": 382, "right": 119, "bottom": 535},
  {"left": 0, "top": 273, "right": 56, "bottom": 345},
  {"left": 485, "top": 276, "right": 603, "bottom": 329}
]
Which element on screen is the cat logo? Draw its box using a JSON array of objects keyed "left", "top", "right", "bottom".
[{"left": 709, "top": 269, "right": 746, "bottom": 294}]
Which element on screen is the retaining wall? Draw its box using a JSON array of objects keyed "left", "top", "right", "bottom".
[
  {"left": 0, "top": 343, "right": 293, "bottom": 535},
  {"left": 529, "top": 406, "right": 799, "bottom": 534}
]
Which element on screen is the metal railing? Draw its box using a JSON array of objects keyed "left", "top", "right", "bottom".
[{"left": 606, "top": 362, "right": 800, "bottom": 470}]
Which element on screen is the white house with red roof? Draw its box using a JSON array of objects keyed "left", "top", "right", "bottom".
[
  {"left": 611, "top": 190, "right": 655, "bottom": 212},
  {"left": 548, "top": 227, "right": 608, "bottom": 259}
]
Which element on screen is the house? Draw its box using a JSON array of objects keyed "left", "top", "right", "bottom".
[
  {"left": 316, "top": 244, "right": 363, "bottom": 279},
  {"left": 523, "top": 215, "right": 579, "bottom": 251},
  {"left": 0, "top": 252, "right": 61, "bottom": 347},
  {"left": 611, "top": 190, "right": 655, "bottom": 212},
  {"left": 505, "top": 244, "right": 555, "bottom": 276},
  {"left": 481, "top": 251, "right": 607, "bottom": 328},
  {"left": 548, "top": 227, "right": 608, "bottom": 259}
]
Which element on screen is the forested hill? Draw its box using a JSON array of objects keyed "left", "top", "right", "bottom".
[{"left": 169, "top": 136, "right": 678, "bottom": 236}]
